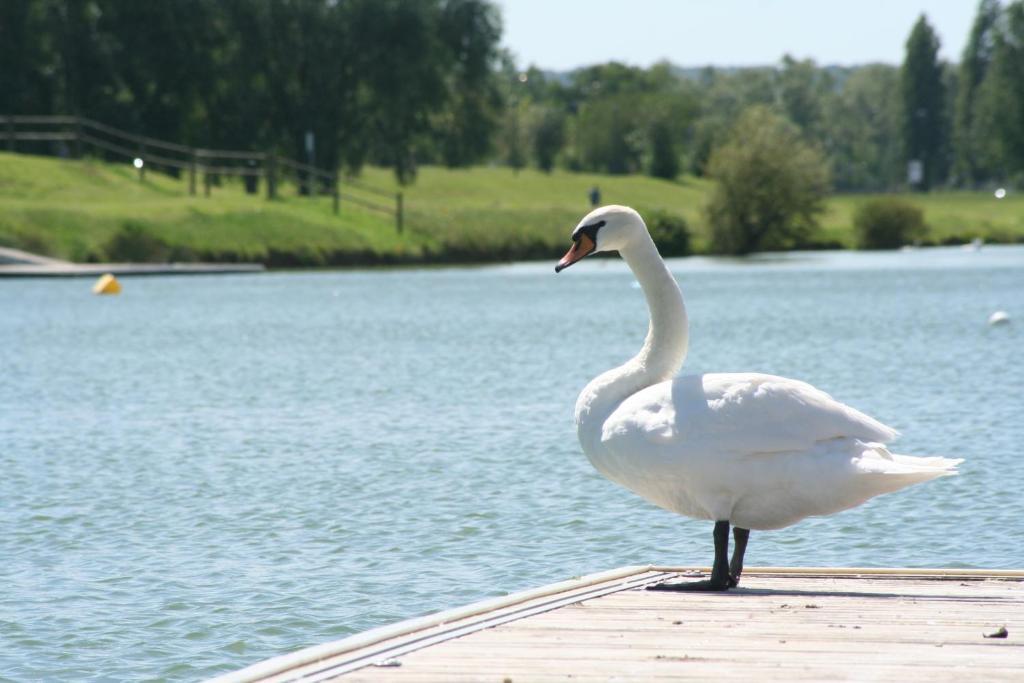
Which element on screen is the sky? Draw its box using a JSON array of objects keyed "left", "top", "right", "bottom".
[{"left": 497, "top": 0, "right": 977, "bottom": 71}]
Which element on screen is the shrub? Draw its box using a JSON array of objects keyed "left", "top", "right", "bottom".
[
  {"left": 854, "top": 198, "right": 927, "bottom": 249},
  {"left": 104, "top": 221, "right": 170, "bottom": 262},
  {"left": 706, "top": 105, "right": 831, "bottom": 254},
  {"left": 646, "top": 210, "right": 691, "bottom": 257}
]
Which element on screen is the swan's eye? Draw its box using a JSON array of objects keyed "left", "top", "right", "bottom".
[{"left": 574, "top": 220, "right": 605, "bottom": 244}]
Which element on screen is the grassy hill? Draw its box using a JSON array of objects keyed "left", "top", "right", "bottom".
[{"left": 1, "top": 152, "right": 1021, "bottom": 266}]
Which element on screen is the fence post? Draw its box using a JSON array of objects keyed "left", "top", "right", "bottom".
[
  {"left": 396, "top": 192, "right": 404, "bottom": 234},
  {"left": 6, "top": 117, "right": 14, "bottom": 152},
  {"left": 189, "top": 150, "right": 197, "bottom": 196},
  {"left": 204, "top": 168, "right": 211, "bottom": 197},
  {"left": 332, "top": 173, "right": 340, "bottom": 215},
  {"left": 266, "top": 153, "right": 277, "bottom": 200},
  {"left": 73, "top": 117, "right": 82, "bottom": 158},
  {"left": 137, "top": 142, "right": 146, "bottom": 182}
]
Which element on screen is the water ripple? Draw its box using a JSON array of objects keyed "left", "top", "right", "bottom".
[{"left": 1, "top": 247, "right": 1022, "bottom": 680}]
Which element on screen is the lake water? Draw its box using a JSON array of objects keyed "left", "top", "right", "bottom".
[{"left": 2, "top": 246, "right": 1022, "bottom": 681}]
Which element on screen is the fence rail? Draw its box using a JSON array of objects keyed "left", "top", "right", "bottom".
[{"left": 0, "top": 114, "right": 403, "bottom": 231}]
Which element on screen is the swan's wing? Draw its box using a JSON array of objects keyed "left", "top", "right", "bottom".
[{"left": 601, "top": 372, "right": 898, "bottom": 457}]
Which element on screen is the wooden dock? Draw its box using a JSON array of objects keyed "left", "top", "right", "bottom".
[
  {"left": 0, "top": 262, "right": 264, "bottom": 277},
  {"left": 0, "top": 246, "right": 263, "bottom": 277},
  {"left": 211, "top": 566, "right": 1024, "bottom": 683}
]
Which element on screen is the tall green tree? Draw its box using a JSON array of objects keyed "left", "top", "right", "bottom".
[
  {"left": 44, "top": 1, "right": 120, "bottom": 121},
  {"left": 900, "top": 15, "right": 950, "bottom": 190},
  {"left": 97, "top": 2, "right": 219, "bottom": 142},
  {"left": 688, "top": 67, "right": 776, "bottom": 176},
  {"left": 499, "top": 98, "right": 528, "bottom": 171},
  {"left": 776, "top": 55, "right": 832, "bottom": 140},
  {"left": 954, "top": 0, "right": 1002, "bottom": 185},
  {"left": 0, "top": 1, "right": 56, "bottom": 114},
  {"left": 647, "top": 118, "right": 679, "bottom": 180},
  {"left": 433, "top": 0, "right": 504, "bottom": 167},
  {"left": 823, "top": 65, "right": 902, "bottom": 190},
  {"left": 977, "top": 1, "right": 1024, "bottom": 180},
  {"left": 530, "top": 106, "right": 566, "bottom": 173}
]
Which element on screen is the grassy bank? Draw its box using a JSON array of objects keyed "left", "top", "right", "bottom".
[{"left": 1, "top": 152, "right": 1021, "bottom": 266}]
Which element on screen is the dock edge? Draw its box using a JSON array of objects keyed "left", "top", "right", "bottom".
[{"left": 208, "top": 565, "right": 1024, "bottom": 683}]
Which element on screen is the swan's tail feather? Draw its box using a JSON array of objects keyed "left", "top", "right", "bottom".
[
  {"left": 890, "top": 452, "right": 964, "bottom": 473},
  {"left": 856, "top": 442, "right": 962, "bottom": 489}
]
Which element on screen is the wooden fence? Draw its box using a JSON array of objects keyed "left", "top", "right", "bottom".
[{"left": 0, "top": 115, "right": 403, "bottom": 232}]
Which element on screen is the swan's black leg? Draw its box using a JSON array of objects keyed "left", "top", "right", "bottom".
[
  {"left": 729, "top": 527, "right": 750, "bottom": 588},
  {"left": 648, "top": 520, "right": 732, "bottom": 592}
]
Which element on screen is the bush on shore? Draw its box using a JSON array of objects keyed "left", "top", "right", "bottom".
[
  {"left": 854, "top": 198, "right": 927, "bottom": 249},
  {"left": 645, "top": 210, "right": 692, "bottom": 257}
]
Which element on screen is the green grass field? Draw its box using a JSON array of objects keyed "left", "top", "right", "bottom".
[{"left": 1, "top": 152, "right": 1021, "bottom": 266}]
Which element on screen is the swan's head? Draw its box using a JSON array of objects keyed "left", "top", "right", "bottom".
[{"left": 555, "top": 205, "right": 646, "bottom": 272}]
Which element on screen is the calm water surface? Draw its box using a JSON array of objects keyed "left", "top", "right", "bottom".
[{"left": 2, "top": 246, "right": 1022, "bottom": 680}]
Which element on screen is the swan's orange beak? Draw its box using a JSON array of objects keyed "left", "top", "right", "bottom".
[{"left": 555, "top": 233, "right": 596, "bottom": 273}]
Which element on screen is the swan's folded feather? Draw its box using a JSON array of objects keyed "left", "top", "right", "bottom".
[{"left": 601, "top": 372, "right": 898, "bottom": 460}]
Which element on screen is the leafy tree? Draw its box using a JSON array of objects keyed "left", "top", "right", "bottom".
[
  {"left": 96, "top": 2, "right": 218, "bottom": 143},
  {"left": 954, "top": 0, "right": 1002, "bottom": 185},
  {"left": 45, "top": 1, "right": 120, "bottom": 121},
  {"left": 900, "top": 15, "right": 950, "bottom": 190},
  {"left": 500, "top": 99, "right": 527, "bottom": 172},
  {"left": 349, "top": 0, "right": 448, "bottom": 183},
  {"left": 823, "top": 65, "right": 902, "bottom": 190},
  {"left": 776, "top": 55, "right": 832, "bottom": 140},
  {"left": 647, "top": 119, "right": 679, "bottom": 180},
  {"left": 706, "top": 106, "right": 831, "bottom": 255},
  {"left": 530, "top": 106, "right": 565, "bottom": 173},
  {"left": 0, "top": 1, "right": 56, "bottom": 114},
  {"left": 575, "top": 95, "right": 643, "bottom": 174},
  {"left": 564, "top": 62, "right": 655, "bottom": 102},
  {"left": 688, "top": 67, "right": 776, "bottom": 175},
  {"left": 976, "top": 1, "right": 1024, "bottom": 181},
  {"left": 433, "top": 0, "right": 504, "bottom": 167}
]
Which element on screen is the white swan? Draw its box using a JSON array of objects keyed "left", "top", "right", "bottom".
[{"left": 555, "top": 206, "right": 962, "bottom": 591}]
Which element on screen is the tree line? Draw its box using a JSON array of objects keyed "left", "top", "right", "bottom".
[
  {"left": 0, "top": 0, "right": 505, "bottom": 184},
  {"left": 2, "top": 0, "right": 1022, "bottom": 191}
]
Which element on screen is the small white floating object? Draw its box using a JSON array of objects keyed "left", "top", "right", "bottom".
[
  {"left": 92, "top": 273, "right": 122, "bottom": 295},
  {"left": 988, "top": 311, "right": 1010, "bottom": 326},
  {"left": 995, "top": 187, "right": 1007, "bottom": 199},
  {"left": 963, "top": 237, "right": 983, "bottom": 251}
]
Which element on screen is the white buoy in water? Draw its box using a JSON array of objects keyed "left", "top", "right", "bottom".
[{"left": 988, "top": 311, "right": 1010, "bottom": 326}]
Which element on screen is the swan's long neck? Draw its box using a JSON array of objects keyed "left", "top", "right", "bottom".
[{"left": 575, "top": 231, "right": 689, "bottom": 447}]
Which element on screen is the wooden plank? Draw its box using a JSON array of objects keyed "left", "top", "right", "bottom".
[
  {"left": 336, "top": 666, "right": 1021, "bottom": 683},
  {"left": 212, "top": 568, "right": 1024, "bottom": 683}
]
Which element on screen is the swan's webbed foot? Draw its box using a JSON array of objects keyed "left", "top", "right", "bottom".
[
  {"left": 648, "top": 520, "right": 739, "bottom": 593},
  {"left": 647, "top": 577, "right": 731, "bottom": 592}
]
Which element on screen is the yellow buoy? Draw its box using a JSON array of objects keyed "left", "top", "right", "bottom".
[{"left": 92, "top": 273, "right": 122, "bottom": 295}]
